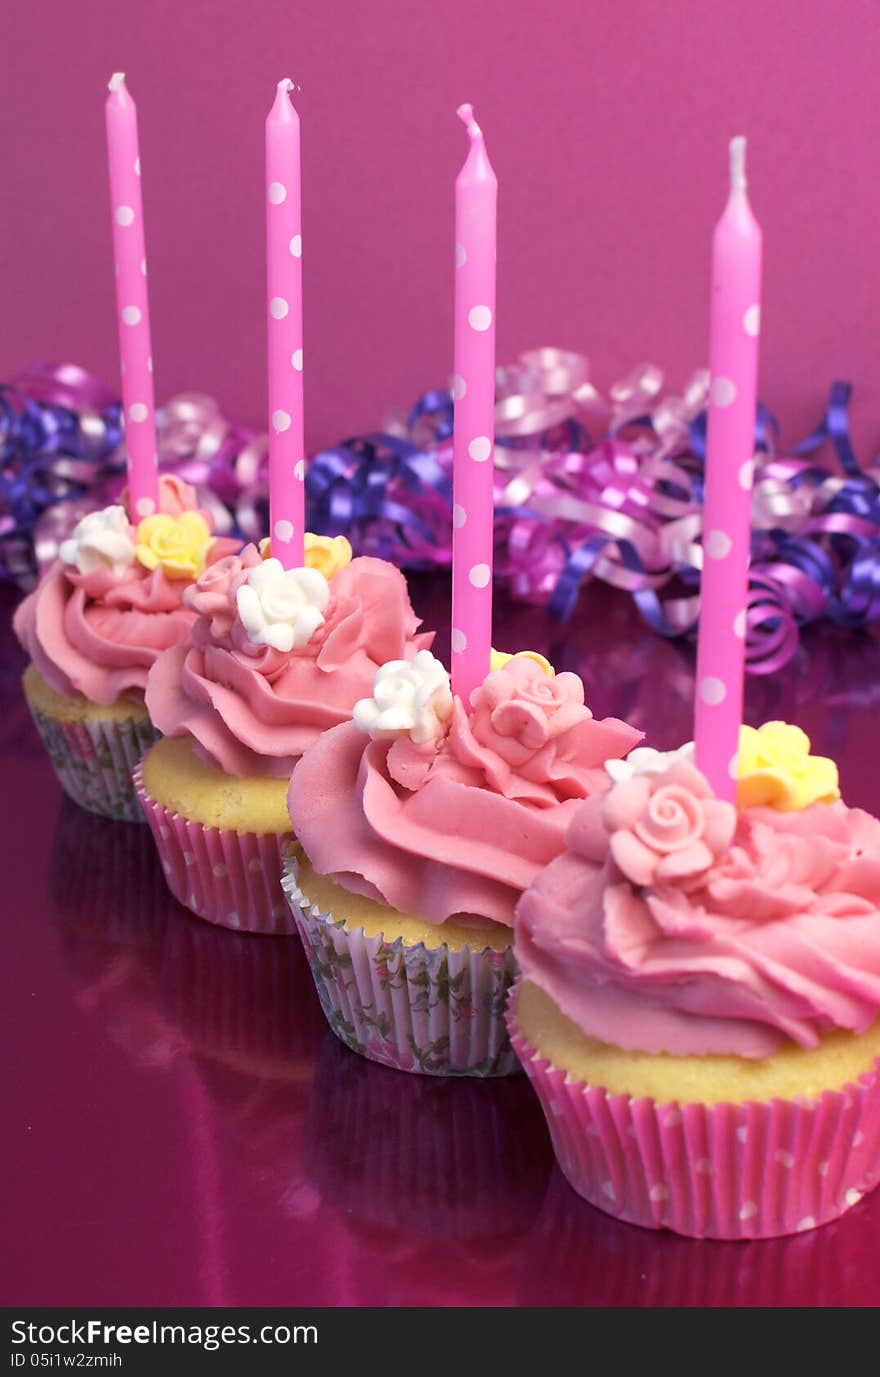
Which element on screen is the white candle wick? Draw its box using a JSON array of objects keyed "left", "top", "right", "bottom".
[
  {"left": 457, "top": 103, "right": 482, "bottom": 139},
  {"left": 729, "top": 135, "right": 747, "bottom": 192},
  {"left": 108, "top": 72, "right": 126, "bottom": 93},
  {"left": 278, "top": 76, "right": 294, "bottom": 93}
]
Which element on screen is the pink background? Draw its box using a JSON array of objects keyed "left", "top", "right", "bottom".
[{"left": 3, "top": 0, "right": 879, "bottom": 454}]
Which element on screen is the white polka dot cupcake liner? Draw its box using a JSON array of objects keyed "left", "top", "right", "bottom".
[
  {"left": 507, "top": 982, "right": 880, "bottom": 1240},
  {"left": 28, "top": 701, "right": 159, "bottom": 823},
  {"left": 282, "top": 854, "right": 520, "bottom": 1077},
  {"left": 134, "top": 763, "right": 296, "bottom": 935}
]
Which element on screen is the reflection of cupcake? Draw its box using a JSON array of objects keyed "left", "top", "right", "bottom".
[
  {"left": 510, "top": 728, "right": 880, "bottom": 1239},
  {"left": 51, "top": 795, "right": 171, "bottom": 948},
  {"left": 519, "top": 1165, "right": 874, "bottom": 1306},
  {"left": 285, "top": 650, "right": 642, "bottom": 1076},
  {"left": 138, "top": 537, "right": 432, "bottom": 933},
  {"left": 160, "top": 910, "right": 323, "bottom": 1079},
  {"left": 51, "top": 799, "right": 180, "bottom": 1065},
  {"left": 14, "top": 477, "right": 239, "bottom": 821},
  {"left": 304, "top": 1031, "right": 551, "bottom": 1239}
]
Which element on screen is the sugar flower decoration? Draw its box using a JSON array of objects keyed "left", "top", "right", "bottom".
[
  {"left": 736, "top": 721, "right": 840, "bottom": 812},
  {"left": 605, "top": 741, "right": 696, "bottom": 785},
  {"left": 59, "top": 505, "right": 135, "bottom": 577},
  {"left": 259, "top": 532, "right": 353, "bottom": 580},
  {"left": 304, "top": 533, "right": 353, "bottom": 579},
  {"left": 135, "top": 511, "right": 213, "bottom": 581},
  {"left": 489, "top": 648, "right": 555, "bottom": 677},
  {"left": 353, "top": 650, "right": 453, "bottom": 745},
  {"left": 236, "top": 558, "right": 330, "bottom": 652},
  {"left": 603, "top": 759, "right": 736, "bottom": 888}
]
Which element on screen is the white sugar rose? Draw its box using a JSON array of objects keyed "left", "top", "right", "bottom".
[
  {"left": 236, "top": 558, "right": 330, "bottom": 653},
  {"left": 605, "top": 741, "right": 696, "bottom": 784},
  {"left": 59, "top": 505, "right": 136, "bottom": 577},
  {"left": 353, "top": 650, "right": 453, "bottom": 745}
]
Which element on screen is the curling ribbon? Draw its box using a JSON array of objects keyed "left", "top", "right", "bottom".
[{"left": 2, "top": 356, "right": 879, "bottom": 675}]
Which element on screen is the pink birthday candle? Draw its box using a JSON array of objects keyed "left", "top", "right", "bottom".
[
  {"left": 105, "top": 73, "right": 159, "bottom": 520},
  {"left": 265, "top": 78, "right": 305, "bottom": 568},
  {"left": 694, "top": 137, "right": 763, "bottom": 800},
  {"left": 451, "top": 104, "right": 497, "bottom": 704}
]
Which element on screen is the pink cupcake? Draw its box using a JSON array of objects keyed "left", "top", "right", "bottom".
[
  {"left": 283, "top": 650, "right": 642, "bottom": 1075},
  {"left": 14, "top": 476, "right": 239, "bottom": 821},
  {"left": 137, "top": 537, "right": 432, "bottom": 933},
  {"left": 509, "top": 727, "right": 880, "bottom": 1238}
]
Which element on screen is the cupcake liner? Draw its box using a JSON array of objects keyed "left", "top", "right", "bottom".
[
  {"left": 28, "top": 699, "right": 158, "bottom": 823},
  {"left": 282, "top": 854, "right": 520, "bottom": 1077},
  {"left": 507, "top": 982, "right": 880, "bottom": 1240},
  {"left": 134, "top": 763, "right": 296, "bottom": 935}
]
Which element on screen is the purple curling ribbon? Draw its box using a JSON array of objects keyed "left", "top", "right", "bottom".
[{"left": 3, "top": 355, "right": 880, "bottom": 675}]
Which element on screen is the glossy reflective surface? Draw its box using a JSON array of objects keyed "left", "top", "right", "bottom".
[{"left": 4, "top": 578, "right": 880, "bottom": 1307}]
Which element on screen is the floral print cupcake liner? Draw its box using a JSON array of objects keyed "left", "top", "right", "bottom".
[
  {"left": 507, "top": 982, "right": 880, "bottom": 1240},
  {"left": 282, "top": 855, "right": 520, "bottom": 1077},
  {"left": 27, "top": 700, "right": 159, "bottom": 823},
  {"left": 134, "top": 764, "right": 297, "bottom": 935}
]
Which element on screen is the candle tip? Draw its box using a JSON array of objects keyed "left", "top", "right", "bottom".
[
  {"left": 108, "top": 72, "right": 126, "bottom": 93},
  {"left": 729, "top": 136, "right": 747, "bottom": 192},
  {"left": 269, "top": 77, "right": 299, "bottom": 119},
  {"left": 456, "top": 103, "right": 481, "bottom": 139}
]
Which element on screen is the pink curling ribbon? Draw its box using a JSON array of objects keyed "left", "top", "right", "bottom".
[{"left": 4, "top": 358, "right": 880, "bottom": 678}]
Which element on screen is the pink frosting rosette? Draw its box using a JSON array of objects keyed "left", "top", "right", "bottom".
[
  {"left": 289, "top": 656, "right": 643, "bottom": 929},
  {"left": 146, "top": 547, "right": 433, "bottom": 778},
  {"left": 517, "top": 758, "right": 880, "bottom": 1058},
  {"left": 13, "top": 477, "right": 239, "bottom": 706}
]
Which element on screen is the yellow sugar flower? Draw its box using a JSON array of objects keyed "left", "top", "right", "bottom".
[
  {"left": 304, "top": 533, "right": 353, "bottom": 579},
  {"left": 490, "top": 648, "right": 555, "bottom": 677},
  {"left": 135, "top": 511, "right": 213, "bottom": 581},
  {"left": 259, "top": 532, "right": 353, "bottom": 580},
  {"left": 736, "top": 720, "right": 840, "bottom": 812}
]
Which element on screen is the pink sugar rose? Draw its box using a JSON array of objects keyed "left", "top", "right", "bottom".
[
  {"left": 447, "top": 657, "right": 642, "bottom": 804},
  {"left": 184, "top": 546, "right": 261, "bottom": 643},
  {"left": 474, "top": 660, "right": 591, "bottom": 762},
  {"left": 603, "top": 759, "right": 736, "bottom": 888}
]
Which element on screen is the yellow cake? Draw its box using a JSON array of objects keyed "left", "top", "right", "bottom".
[
  {"left": 296, "top": 856, "right": 512, "bottom": 954},
  {"left": 24, "top": 664, "right": 149, "bottom": 725},
  {"left": 140, "top": 735, "right": 291, "bottom": 835},
  {"left": 517, "top": 979, "right": 880, "bottom": 1107}
]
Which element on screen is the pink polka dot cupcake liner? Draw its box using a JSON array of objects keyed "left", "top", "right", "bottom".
[
  {"left": 282, "top": 854, "right": 520, "bottom": 1077},
  {"left": 134, "top": 762, "right": 297, "bottom": 935},
  {"left": 507, "top": 983, "right": 880, "bottom": 1240},
  {"left": 28, "top": 701, "right": 158, "bottom": 823}
]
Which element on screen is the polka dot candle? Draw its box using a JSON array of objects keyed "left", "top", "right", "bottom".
[
  {"left": 265, "top": 79, "right": 305, "bottom": 568},
  {"left": 694, "top": 137, "right": 763, "bottom": 801},
  {"left": 104, "top": 74, "right": 158, "bottom": 519},
  {"left": 451, "top": 104, "right": 497, "bottom": 704}
]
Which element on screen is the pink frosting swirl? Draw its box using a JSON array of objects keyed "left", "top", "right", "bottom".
[
  {"left": 146, "top": 548, "right": 433, "bottom": 777},
  {"left": 517, "top": 759, "right": 880, "bottom": 1058},
  {"left": 288, "top": 657, "right": 643, "bottom": 928},
  {"left": 13, "top": 477, "right": 239, "bottom": 706}
]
